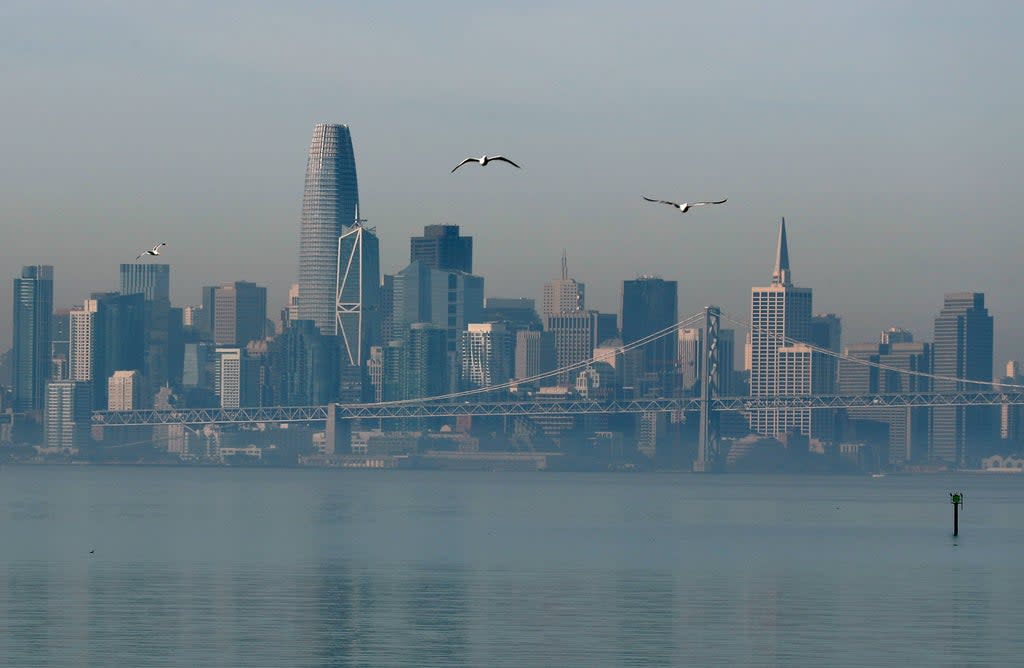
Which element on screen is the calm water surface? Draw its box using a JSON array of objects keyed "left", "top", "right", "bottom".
[{"left": 1, "top": 466, "right": 1022, "bottom": 667}]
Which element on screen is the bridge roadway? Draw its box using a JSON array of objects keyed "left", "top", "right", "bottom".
[{"left": 91, "top": 390, "right": 1024, "bottom": 426}]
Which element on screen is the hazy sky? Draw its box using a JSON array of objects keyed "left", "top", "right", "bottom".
[{"left": 2, "top": 1, "right": 1022, "bottom": 366}]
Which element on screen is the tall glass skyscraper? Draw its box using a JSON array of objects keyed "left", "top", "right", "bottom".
[
  {"left": 932, "top": 292, "right": 994, "bottom": 466},
  {"left": 298, "top": 123, "right": 359, "bottom": 334},
  {"left": 12, "top": 265, "right": 54, "bottom": 412}
]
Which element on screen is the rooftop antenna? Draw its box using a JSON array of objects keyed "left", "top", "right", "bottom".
[{"left": 561, "top": 249, "right": 568, "bottom": 281}]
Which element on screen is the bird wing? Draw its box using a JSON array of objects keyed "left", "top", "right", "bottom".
[
  {"left": 490, "top": 156, "right": 521, "bottom": 169},
  {"left": 152, "top": 242, "right": 166, "bottom": 252},
  {"left": 135, "top": 254, "right": 143, "bottom": 260},
  {"left": 691, "top": 199, "right": 727, "bottom": 206},
  {"left": 451, "top": 158, "right": 476, "bottom": 173},
  {"left": 643, "top": 196, "right": 679, "bottom": 207}
]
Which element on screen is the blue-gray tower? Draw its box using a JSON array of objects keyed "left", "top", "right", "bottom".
[
  {"left": 298, "top": 123, "right": 359, "bottom": 334},
  {"left": 12, "top": 265, "right": 54, "bottom": 412}
]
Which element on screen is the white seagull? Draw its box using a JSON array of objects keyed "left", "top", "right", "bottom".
[
  {"left": 136, "top": 242, "right": 166, "bottom": 261},
  {"left": 451, "top": 154, "right": 521, "bottom": 173},
  {"left": 642, "top": 196, "right": 727, "bottom": 214}
]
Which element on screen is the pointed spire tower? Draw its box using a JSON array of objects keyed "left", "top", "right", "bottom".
[
  {"left": 749, "top": 216, "right": 815, "bottom": 441},
  {"left": 771, "top": 217, "right": 791, "bottom": 286}
]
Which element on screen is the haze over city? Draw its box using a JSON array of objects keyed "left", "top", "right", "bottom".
[{"left": 2, "top": 1, "right": 1023, "bottom": 364}]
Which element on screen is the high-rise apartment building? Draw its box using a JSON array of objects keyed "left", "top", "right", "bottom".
[
  {"left": 542, "top": 252, "right": 585, "bottom": 319},
  {"left": 51, "top": 308, "right": 71, "bottom": 381},
  {"left": 621, "top": 276, "right": 678, "bottom": 396},
  {"left": 460, "top": 323, "right": 514, "bottom": 391},
  {"left": 44, "top": 380, "right": 92, "bottom": 449},
  {"left": 403, "top": 323, "right": 449, "bottom": 400},
  {"left": 12, "top": 265, "right": 53, "bottom": 412},
  {"left": 410, "top": 224, "right": 472, "bottom": 273},
  {"left": 749, "top": 219, "right": 818, "bottom": 438},
  {"left": 108, "top": 369, "right": 144, "bottom": 411},
  {"left": 69, "top": 301, "right": 98, "bottom": 385},
  {"left": 212, "top": 281, "right": 267, "bottom": 346},
  {"left": 214, "top": 347, "right": 260, "bottom": 409},
  {"left": 298, "top": 123, "right": 359, "bottom": 334},
  {"left": 932, "top": 292, "right": 994, "bottom": 466}
]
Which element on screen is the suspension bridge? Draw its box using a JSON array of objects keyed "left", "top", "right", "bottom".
[{"left": 88, "top": 307, "right": 1024, "bottom": 470}]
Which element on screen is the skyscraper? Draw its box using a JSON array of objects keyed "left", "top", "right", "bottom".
[
  {"left": 840, "top": 338, "right": 931, "bottom": 465},
  {"left": 460, "top": 323, "right": 514, "bottom": 391},
  {"left": 213, "top": 281, "right": 267, "bottom": 346},
  {"left": 70, "top": 293, "right": 146, "bottom": 408},
  {"left": 410, "top": 224, "right": 473, "bottom": 273},
  {"left": 336, "top": 221, "right": 381, "bottom": 367},
  {"left": 546, "top": 310, "right": 600, "bottom": 386},
  {"left": 120, "top": 263, "right": 170, "bottom": 302},
  {"left": 120, "top": 263, "right": 172, "bottom": 390},
  {"left": 298, "top": 123, "right": 359, "bottom": 334},
  {"left": 542, "top": 252, "right": 585, "bottom": 319},
  {"left": 749, "top": 219, "right": 816, "bottom": 438},
  {"left": 108, "top": 370, "right": 144, "bottom": 411},
  {"left": 389, "top": 260, "right": 484, "bottom": 390},
  {"left": 12, "top": 265, "right": 53, "bottom": 412},
  {"left": 932, "top": 292, "right": 994, "bottom": 466},
  {"left": 621, "top": 276, "right": 678, "bottom": 397},
  {"left": 44, "top": 380, "right": 92, "bottom": 450},
  {"left": 515, "top": 330, "right": 556, "bottom": 382}
]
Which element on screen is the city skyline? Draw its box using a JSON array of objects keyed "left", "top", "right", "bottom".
[{"left": 2, "top": 3, "right": 1023, "bottom": 365}]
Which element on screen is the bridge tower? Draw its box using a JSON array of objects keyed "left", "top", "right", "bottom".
[{"left": 693, "top": 305, "right": 722, "bottom": 472}]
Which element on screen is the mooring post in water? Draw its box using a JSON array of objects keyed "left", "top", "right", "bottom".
[{"left": 949, "top": 491, "right": 964, "bottom": 536}]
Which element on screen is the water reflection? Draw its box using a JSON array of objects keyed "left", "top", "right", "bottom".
[{"left": 3, "top": 469, "right": 1024, "bottom": 666}]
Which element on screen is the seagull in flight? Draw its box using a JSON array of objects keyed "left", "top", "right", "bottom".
[
  {"left": 451, "top": 155, "right": 521, "bottom": 173},
  {"left": 642, "top": 196, "right": 727, "bottom": 214},
  {"left": 136, "top": 242, "right": 166, "bottom": 261}
]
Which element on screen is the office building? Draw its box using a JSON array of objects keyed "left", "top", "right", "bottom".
[
  {"left": 483, "top": 297, "right": 541, "bottom": 330},
  {"left": 749, "top": 219, "right": 818, "bottom": 438},
  {"left": 546, "top": 310, "right": 600, "bottom": 385},
  {"left": 336, "top": 221, "right": 381, "bottom": 367},
  {"left": 270, "top": 319, "right": 338, "bottom": 406},
  {"left": 298, "top": 123, "right": 359, "bottom": 334},
  {"left": 515, "top": 330, "right": 556, "bottom": 382},
  {"left": 410, "top": 224, "right": 472, "bottom": 273},
  {"left": 212, "top": 281, "right": 267, "bottom": 346},
  {"left": 120, "top": 263, "right": 173, "bottom": 389},
  {"left": 542, "top": 252, "right": 585, "bottom": 319},
  {"left": 120, "top": 263, "right": 170, "bottom": 302},
  {"left": 622, "top": 276, "right": 678, "bottom": 396},
  {"left": 841, "top": 338, "right": 932, "bottom": 465},
  {"left": 12, "top": 265, "right": 53, "bottom": 412},
  {"left": 932, "top": 292, "right": 994, "bottom": 466},
  {"left": 390, "top": 260, "right": 484, "bottom": 389},
  {"left": 69, "top": 293, "right": 145, "bottom": 408}
]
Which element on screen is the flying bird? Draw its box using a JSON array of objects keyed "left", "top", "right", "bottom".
[
  {"left": 642, "top": 196, "right": 727, "bottom": 213},
  {"left": 451, "top": 155, "right": 521, "bottom": 173},
  {"left": 136, "top": 242, "right": 166, "bottom": 261}
]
